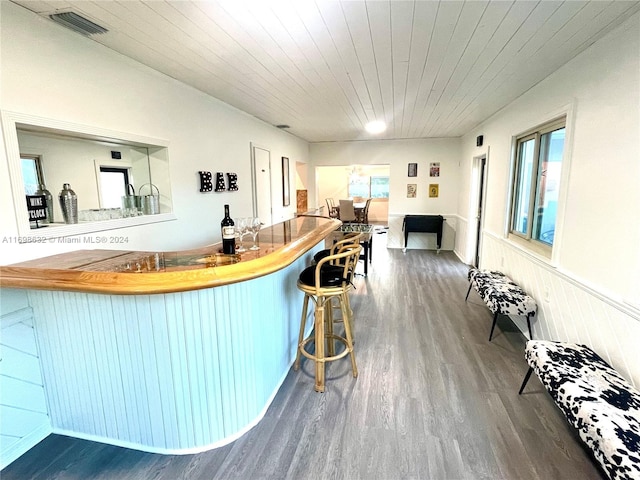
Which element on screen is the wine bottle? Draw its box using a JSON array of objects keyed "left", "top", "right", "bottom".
[{"left": 221, "top": 204, "right": 235, "bottom": 254}]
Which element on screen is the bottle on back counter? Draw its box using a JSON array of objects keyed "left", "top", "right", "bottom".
[{"left": 221, "top": 204, "right": 236, "bottom": 254}]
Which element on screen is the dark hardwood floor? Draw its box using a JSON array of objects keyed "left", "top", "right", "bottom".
[{"left": 3, "top": 234, "right": 604, "bottom": 479}]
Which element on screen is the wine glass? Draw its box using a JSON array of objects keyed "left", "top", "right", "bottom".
[
  {"left": 235, "top": 217, "right": 247, "bottom": 252},
  {"left": 242, "top": 217, "right": 252, "bottom": 250},
  {"left": 249, "top": 217, "right": 261, "bottom": 250}
]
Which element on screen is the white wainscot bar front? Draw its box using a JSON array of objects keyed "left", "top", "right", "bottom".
[{"left": 27, "top": 246, "right": 320, "bottom": 454}]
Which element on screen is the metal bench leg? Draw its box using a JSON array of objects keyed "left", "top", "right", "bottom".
[
  {"left": 489, "top": 312, "right": 499, "bottom": 341},
  {"left": 465, "top": 283, "right": 473, "bottom": 301},
  {"left": 518, "top": 367, "right": 534, "bottom": 395},
  {"left": 527, "top": 314, "right": 533, "bottom": 339}
]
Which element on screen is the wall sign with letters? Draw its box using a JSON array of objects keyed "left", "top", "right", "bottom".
[{"left": 26, "top": 195, "right": 47, "bottom": 228}]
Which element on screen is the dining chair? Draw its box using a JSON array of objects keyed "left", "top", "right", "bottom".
[
  {"left": 338, "top": 199, "right": 357, "bottom": 222},
  {"left": 326, "top": 198, "right": 338, "bottom": 218},
  {"left": 357, "top": 198, "right": 372, "bottom": 224}
]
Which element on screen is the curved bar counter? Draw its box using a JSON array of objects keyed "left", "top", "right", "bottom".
[
  {"left": 1, "top": 216, "right": 340, "bottom": 294},
  {"left": 0, "top": 216, "right": 340, "bottom": 454}
]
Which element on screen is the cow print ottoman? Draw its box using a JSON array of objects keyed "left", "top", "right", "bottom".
[
  {"left": 465, "top": 268, "right": 537, "bottom": 340},
  {"left": 520, "top": 340, "right": 640, "bottom": 480}
]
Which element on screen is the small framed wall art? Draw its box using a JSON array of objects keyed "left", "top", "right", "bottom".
[
  {"left": 429, "top": 184, "right": 439, "bottom": 198},
  {"left": 408, "top": 163, "right": 418, "bottom": 177},
  {"left": 407, "top": 184, "right": 417, "bottom": 198}
]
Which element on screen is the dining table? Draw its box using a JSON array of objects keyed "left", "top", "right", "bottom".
[
  {"left": 332, "top": 222, "right": 374, "bottom": 276},
  {"left": 334, "top": 201, "right": 366, "bottom": 221}
]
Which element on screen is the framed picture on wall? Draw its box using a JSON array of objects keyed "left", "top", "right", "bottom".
[
  {"left": 407, "top": 184, "right": 417, "bottom": 198},
  {"left": 282, "top": 157, "right": 290, "bottom": 206},
  {"left": 408, "top": 163, "right": 418, "bottom": 177},
  {"left": 429, "top": 183, "right": 439, "bottom": 198}
]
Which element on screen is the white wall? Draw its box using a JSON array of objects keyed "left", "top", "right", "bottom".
[
  {"left": 457, "top": 13, "right": 640, "bottom": 385},
  {"left": 311, "top": 138, "right": 460, "bottom": 248},
  {"left": 0, "top": 2, "right": 309, "bottom": 265},
  {"left": 311, "top": 138, "right": 460, "bottom": 214},
  {"left": 315, "top": 164, "right": 390, "bottom": 223}
]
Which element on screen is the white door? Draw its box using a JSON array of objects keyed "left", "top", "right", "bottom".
[
  {"left": 251, "top": 144, "right": 273, "bottom": 226},
  {"left": 472, "top": 154, "right": 488, "bottom": 267}
]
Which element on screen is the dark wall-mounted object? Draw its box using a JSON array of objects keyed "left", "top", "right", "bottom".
[
  {"left": 111, "top": 151, "right": 122, "bottom": 159},
  {"left": 408, "top": 162, "right": 418, "bottom": 177},
  {"left": 215, "top": 172, "right": 226, "bottom": 192},
  {"left": 198, "top": 171, "right": 213, "bottom": 192},
  {"left": 227, "top": 173, "right": 238, "bottom": 191},
  {"left": 476, "top": 135, "right": 484, "bottom": 147}
]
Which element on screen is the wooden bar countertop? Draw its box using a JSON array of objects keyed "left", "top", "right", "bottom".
[{"left": 0, "top": 216, "right": 340, "bottom": 295}]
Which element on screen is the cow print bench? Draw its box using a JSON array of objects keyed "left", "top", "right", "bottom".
[
  {"left": 465, "top": 268, "right": 537, "bottom": 340},
  {"left": 519, "top": 340, "right": 640, "bottom": 480}
]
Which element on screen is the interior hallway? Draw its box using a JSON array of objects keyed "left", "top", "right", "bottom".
[{"left": 3, "top": 236, "right": 604, "bottom": 479}]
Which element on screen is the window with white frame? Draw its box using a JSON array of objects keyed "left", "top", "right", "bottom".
[
  {"left": 510, "top": 117, "right": 566, "bottom": 253},
  {"left": 21, "top": 154, "right": 44, "bottom": 194}
]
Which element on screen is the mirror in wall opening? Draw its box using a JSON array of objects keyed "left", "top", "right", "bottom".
[
  {"left": 17, "top": 127, "right": 169, "bottom": 225},
  {"left": 2, "top": 111, "right": 173, "bottom": 238}
]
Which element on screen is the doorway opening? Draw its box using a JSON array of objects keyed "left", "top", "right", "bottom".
[{"left": 315, "top": 164, "right": 390, "bottom": 224}]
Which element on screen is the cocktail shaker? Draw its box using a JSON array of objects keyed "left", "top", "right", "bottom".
[
  {"left": 59, "top": 183, "right": 78, "bottom": 224},
  {"left": 35, "top": 183, "right": 54, "bottom": 223}
]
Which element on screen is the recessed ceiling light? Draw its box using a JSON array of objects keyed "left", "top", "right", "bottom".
[{"left": 365, "top": 120, "right": 386, "bottom": 134}]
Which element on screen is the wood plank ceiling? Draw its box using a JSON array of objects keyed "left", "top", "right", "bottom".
[{"left": 12, "top": 0, "right": 640, "bottom": 143}]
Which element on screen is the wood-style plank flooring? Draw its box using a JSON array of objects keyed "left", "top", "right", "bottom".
[{"left": 3, "top": 234, "right": 604, "bottom": 479}]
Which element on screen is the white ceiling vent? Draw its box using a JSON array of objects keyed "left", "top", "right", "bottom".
[{"left": 49, "top": 12, "right": 108, "bottom": 36}]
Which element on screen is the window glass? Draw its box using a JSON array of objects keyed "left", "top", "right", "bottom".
[
  {"left": 532, "top": 128, "right": 564, "bottom": 245},
  {"left": 370, "top": 176, "right": 389, "bottom": 198},
  {"left": 348, "top": 174, "right": 389, "bottom": 198},
  {"left": 510, "top": 118, "right": 565, "bottom": 252},
  {"left": 99, "top": 167, "right": 130, "bottom": 208},
  {"left": 21, "top": 156, "right": 42, "bottom": 194},
  {"left": 348, "top": 175, "right": 369, "bottom": 198},
  {"left": 512, "top": 138, "right": 535, "bottom": 235}
]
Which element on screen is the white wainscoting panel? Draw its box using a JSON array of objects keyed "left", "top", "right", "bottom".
[
  {"left": 386, "top": 213, "right": 457, "bottom": 250},
  {"left": 0, "top": 307, "right": 51, "bottom": 470},
  {"left": 26, "top": 246, "right": 320, "bottom": 454},
  {"left": 480, "top": 232, "right": 640, "bottom": 387}
]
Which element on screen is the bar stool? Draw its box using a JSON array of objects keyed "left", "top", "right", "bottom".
[
  {"left": 295, "top": 244, "right": 362, "bottom": 392},
  {"left": 313, "top": 231, "right": 364, "bottom": 264},
  {"left": 312, "top": 231, "right": 364, "bottom": 333}
]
